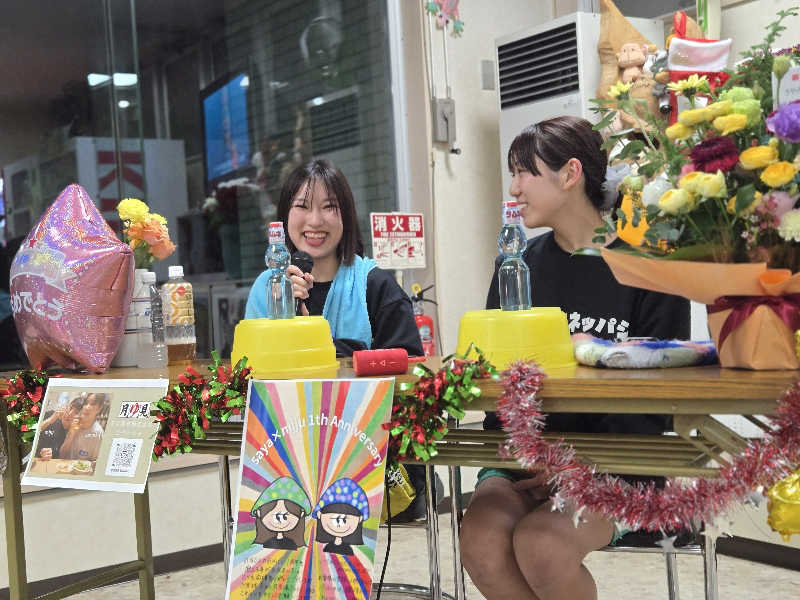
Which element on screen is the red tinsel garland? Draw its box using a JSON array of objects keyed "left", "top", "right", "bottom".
[
  {"left": 151, "top": 351, "right": 251, "bottom": 459},
  {"left": 497, "top": 361, "right": 800, "bottom": 532}
]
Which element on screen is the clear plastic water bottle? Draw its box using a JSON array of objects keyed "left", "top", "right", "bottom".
[
  {"left": 264, "top": 221, "right": 294, "bottom": 319},
  {"left": 497, "top": 199, "right": 532, "bottom": 311},
  {"left": 137, "top": 271, "right": 168, "bottom": 368}
]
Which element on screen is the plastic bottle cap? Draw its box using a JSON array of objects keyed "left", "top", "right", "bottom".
[
  {"left": 168, "top": 265, "right": 184, "bottom": 278},
  {"left": 142, "top": 272, "right": 156, "bottom": 283}
]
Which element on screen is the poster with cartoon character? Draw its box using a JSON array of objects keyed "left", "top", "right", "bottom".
[{"left": 225, "top": 378, "right": 394, "bottom": 600}]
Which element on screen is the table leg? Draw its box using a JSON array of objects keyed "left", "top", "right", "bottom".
[
  {"left": 447, "top": 466, "right": 466, "bottom": 600},
  {"left": 425, "top": 464, "right": 442, "bottom": 600},
  {"left": 134, "top": 483, "right": 155, "bottom": 600},
  {"left": 703, "top": 533, "right": 719, "bottom": 600},
  {"left": 219, "top": 455, "right": 233, "bottom": 576},
  {"left": 3, "top": 424, "right": 29, "bottom": 600}
]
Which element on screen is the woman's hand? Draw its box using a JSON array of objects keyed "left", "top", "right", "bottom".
[
  {"left": 285, "top": 265, "right": 314, "bottom": 316},
  {"left": 511, "top": 471, "right": 552, "bottom": 501}
]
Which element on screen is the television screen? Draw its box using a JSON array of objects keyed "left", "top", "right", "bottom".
[{"left": 201, "top": 72, "right": 251, "bottom": 188}]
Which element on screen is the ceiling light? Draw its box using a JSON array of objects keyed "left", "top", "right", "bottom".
[
  {"left": 118, "top": 100, "right": 131, "bottom": 109},
  {"left": 87, "top": 73, "right": 111, "bottom": 87},
  {"left": 87, "top": 73, "right": 138, "bottom": 87},
  {"left": 112, "top": 73, "right": 138, "bottom": 87}
]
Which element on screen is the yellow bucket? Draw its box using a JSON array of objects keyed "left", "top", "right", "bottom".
[
  {"left": 231, "top": 316, "right": 339, "bottom": 379},
  {"left": 456, "top": 308, "right": 576, "bottom": 372}
]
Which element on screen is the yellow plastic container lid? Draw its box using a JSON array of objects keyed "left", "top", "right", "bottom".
[
  {"left": 231, "top": 316, "right": 339, "bottom": 379},
  {"left": 456, "top": 307, "right": 576, "bottom": 372}
]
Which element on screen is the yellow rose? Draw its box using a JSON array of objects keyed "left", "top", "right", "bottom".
[
  {"left": 658, "top": 188, "right": 694, "bottom": 215},
  {"left": 740, "top": 146, "right": 778, "bottom": 170},
  {"left": 117, "top": 198, "right": 149, "bottom": 223},
  {"left": 678, "top": 107, "right": 711, "bottom": 126},
  {"left": 697, "top": 171, "right": 728, "bottom": 198},
  {"left": 678, "top": 171, "right": 704, "bottom": 194},
  {"left": 761, "top": 161, "right": 798, "bottom": 188},
  {"left": 706, "top": 100, "right": 732, "bottom": 119},
  {"left": 712, "top": 113, "right": 747, "bottom": 136},
  {"left": 665, "top": 122, "right": 693, "bottom": 140},
  {"left": 150, "top": 213, "right": 168, "bottom": 225},
  {"left": 727, "top": 191, "right": 762, "bottom": 215}
]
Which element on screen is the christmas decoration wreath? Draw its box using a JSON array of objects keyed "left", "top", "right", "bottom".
[
  {"left": 384, "top": 346, "right": 496, "bottom": 465},
  {"left": 152, "top": 351, "right": 251, "bottom": 458}
]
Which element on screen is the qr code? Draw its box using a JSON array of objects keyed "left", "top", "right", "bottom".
[{"left": 105, "top": 438, "right": 143, "bottom": 478}]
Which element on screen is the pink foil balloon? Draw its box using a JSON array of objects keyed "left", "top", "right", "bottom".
[{"left": 9, "top": 184, "right": 134, "bottom": 373}]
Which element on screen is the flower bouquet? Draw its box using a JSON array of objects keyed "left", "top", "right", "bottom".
[
  {"left": 593, "top": 8, "right": 800, "bottom": 369},
  {"left": 117, "top": 198, "right": 176, "bottom": 268}
]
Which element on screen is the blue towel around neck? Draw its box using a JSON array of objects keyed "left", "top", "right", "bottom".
[
  {"left": 243, "top": 256, "right": 377, "bottom": 349},
  {"left": 323, "top": 255, "right": 377, "bottom": 349}
]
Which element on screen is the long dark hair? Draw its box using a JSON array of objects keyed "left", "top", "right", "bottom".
[
  {"left": 277, "top": 159, "right": 364, "bottom": 265},
  {"left": 252, "top": 499, "right": 307, "bottom": 548},
  {"left": 507, "top": 116, "right": 608, "bottom": 211}
]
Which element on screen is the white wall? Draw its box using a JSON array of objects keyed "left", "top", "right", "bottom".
[
  {"left": 722, "top": 0, "right": 800, "bottom": 59},
  {"left": 423, "top": 0, "right": 554, "bottom": 354}
]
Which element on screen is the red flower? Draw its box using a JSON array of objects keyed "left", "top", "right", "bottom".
[{"left": 689, "top": 136, "right": 739, "bottom": 173}]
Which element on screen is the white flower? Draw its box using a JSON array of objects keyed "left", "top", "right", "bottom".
[
  {"left": 642, "top": 175, "right": 673, "bottom": 206},
  {"left": 202, "top": 195, "right": 218, "bottom": 213},
  {"left": 777, "top": 209, "right": 800, "bottom": 242}
]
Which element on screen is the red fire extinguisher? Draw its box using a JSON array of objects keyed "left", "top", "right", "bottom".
[{"left": 410, "top": 283, "right": 437, "bottom": 357}]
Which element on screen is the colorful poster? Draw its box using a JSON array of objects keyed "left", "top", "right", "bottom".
[
  {"left": 22, "top": 378, "right": 166, "bottom": 493},
  {"left": 225, "top": 378, "right": 394, "bottom": 600}
]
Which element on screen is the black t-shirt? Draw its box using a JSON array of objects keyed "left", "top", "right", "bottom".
[
  {"left": 484, "top": 231, "right": 690, "bottom": 434},
  {"left": 302, "top": 266, "right": 424, "bottom": 357},
  {"left": 37, "top": 411, "right": 68, "bottom": 458}
]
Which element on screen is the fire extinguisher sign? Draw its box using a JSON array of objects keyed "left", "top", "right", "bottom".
[{"left": 369, "top": 212, "right": 426, "bottom": 269}]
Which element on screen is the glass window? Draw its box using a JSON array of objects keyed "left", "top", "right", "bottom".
[{"left": 0, "top": 0, "right": 399, "bottom": 361}]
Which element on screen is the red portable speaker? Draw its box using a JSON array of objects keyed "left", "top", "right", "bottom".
[{"left": 353, "top": 349, "right": 409, "bottom": 376}]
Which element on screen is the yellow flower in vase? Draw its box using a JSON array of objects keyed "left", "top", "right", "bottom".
[
  {"left": 117, "top": 198, "right": 149, "bottom": 223},
  {"left": 761, "top": 161, "right": 798, "bottom": 188},
  {"left": 740, "top": 146, "right": 779, "bottom": 170},
  {"left": 712, "top": 113, "right": 747, "bottom": 136}
]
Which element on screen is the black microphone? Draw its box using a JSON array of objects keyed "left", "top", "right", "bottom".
[{"left": 290, "top": 251, "right": 314, "bottom": 315}]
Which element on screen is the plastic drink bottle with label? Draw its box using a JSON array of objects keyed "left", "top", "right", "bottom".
[
  {"left": 137, "top": 271, "right": 168, "bottom": 368},
  {"left": 264, "top": 221, "right": 295, "bottom": 319},
  {"left": 497, "top": 199, "right": 532, "bottom": 311},
  {"left": 161, "top": 265, "right": 197, "bottom": 364}
]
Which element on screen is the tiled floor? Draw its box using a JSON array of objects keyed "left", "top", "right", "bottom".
[{"left": 77, "top": 514, "right": 799, "bottom": 599}]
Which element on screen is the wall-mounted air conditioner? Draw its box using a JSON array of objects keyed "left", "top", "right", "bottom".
[{"left": 495, "top": 11, "right": 664, "bottom": 197}]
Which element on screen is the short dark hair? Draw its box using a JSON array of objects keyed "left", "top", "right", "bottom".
[
  {"left": 253, "top": 499, "right": 307, "bottom": 548},
  {"left": 507, "top": 116, "right": 608, "bottom": 211},
  {"left": 277, "top": 159, "right": 364, "bottom": 265}
]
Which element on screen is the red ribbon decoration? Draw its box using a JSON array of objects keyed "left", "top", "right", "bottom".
[{"left": 707, "top": 294, "right": 800, "bottom": 349}]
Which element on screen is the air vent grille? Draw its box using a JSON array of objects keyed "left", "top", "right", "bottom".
[{"left": 498, "top": 23, "right": 579, "bottom": 110}]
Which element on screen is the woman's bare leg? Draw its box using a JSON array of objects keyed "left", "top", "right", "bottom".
[
  {"left": 460, "top": 477, "right": 540, "bottom": 600},
  {"left": 512, "top": 502, "right": 614, "bottom": 600}
]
